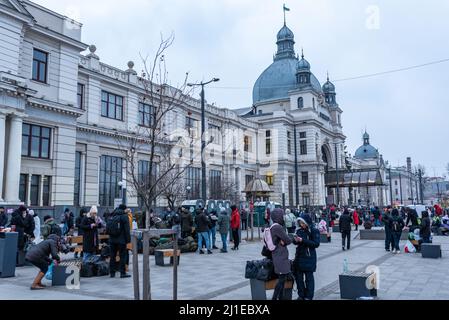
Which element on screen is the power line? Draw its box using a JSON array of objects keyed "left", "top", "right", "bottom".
[{"left": 206, "top": 57, "right": 449, "bottom": 90}]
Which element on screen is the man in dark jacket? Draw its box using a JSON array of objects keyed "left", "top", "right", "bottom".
[
  {"left": 339, "top": 209, "right": 352, "bottom": 251},
  {"left": 208, "top": 210, "right": 219, "bottom": 249},
  {"left": 10, "top": 205, "right": 34, "bottom": 251},
  {"left": 195, "top": 208, "right": 212, "bottom": 254},
  {"left": 420, "top": 211, "right": 431, "bottom": 244},
  {"left": 293, "top": 213, "right": 320, "bottom": 300},
  {"left": 241, "top": 208, "right": 248, "bottom": 230},
  {"left": 390, "top": 208, "right": 405, "bottom": 253},
  {"left": 217, "top": 208, "right": 230, "bottom": 253},
  {"left": 270, "top": 208, "right": 292, "bottom": 300},
  {"left": 383, "top": 207, "right": 394, "bottom": 252},
  {"left": 25, "top": 234, "right": 61, "bottom": 290},
  {"left": 108, "top": 204, "right": 131, "bottom": 278},
  {"left": 181, "top": 208, "right": 193, "bottom": 238},
  {"left": 79, "top": 207, "right": 102, "bottom": 262},
  {"left": 0, "top": 207, "right": 7, "bottom": 227}
]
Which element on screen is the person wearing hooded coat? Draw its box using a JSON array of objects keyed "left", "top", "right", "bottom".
[
  {"left": 25, "top": 234, "right": 61, "bottom": 290},
  {"left": 270, "top": 208, "right": 292, "bottom": 300},
  {"left": 108, "top": 204, "right": 131, "bottom": 278},
  {"left": 293, "top": 213, "right": 320, "bottom": 300},
  {"left": 389, "top": 208, "right": 405, "bottom": 253},
  {"left": 10, "top": 205, "right": 34, "bottom": 251},
  {"left": 217, "top": 208, "right": 230, "bottom": 253}
]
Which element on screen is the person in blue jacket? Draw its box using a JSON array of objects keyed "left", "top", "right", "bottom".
[{"left": 292, "top": 213, "right": 320, "bottom": 300}]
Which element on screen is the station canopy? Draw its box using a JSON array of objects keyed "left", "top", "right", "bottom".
[{"left": 325, "top": 169, "right": 385, "bottom": 188}]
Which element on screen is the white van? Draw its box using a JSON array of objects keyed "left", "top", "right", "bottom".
[{"left": 407, "top": 205, "right": 427, "bottom": 218}]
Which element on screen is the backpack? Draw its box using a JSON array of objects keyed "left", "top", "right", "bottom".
[
  {"left": 106, "top": 215, "right": 122, "bottom": 237},
  {"left": 49, "top": 223, "right": 62, "bottom": 237},
  {"left": 263, "top": 223, "right": 279, "bottom": 251},
  {"left": 392, "top": 219, "right": 401, "bottom": 232}
]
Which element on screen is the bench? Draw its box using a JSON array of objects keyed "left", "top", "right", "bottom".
[
  {"left": 155, "top": 249, "right": 180, "bottom": 266},
  {"left": 250, "top": 278, "right": 294, "bottom": 300},
  {"left": 421, "top": 243, "right": 442, "bottom": 259},
  {"left": 359, "top": 229, "right": 408, "bottom": 240},
  {"left": 339, "top": 271, "right": 377, "bottom": 300},
  {"left": 68, "top": 235, "right": 111, "bottom": 254}
]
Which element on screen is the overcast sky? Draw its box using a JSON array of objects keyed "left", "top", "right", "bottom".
[{"left": 35, "top": 0, "right": 449, "bottom": 176}]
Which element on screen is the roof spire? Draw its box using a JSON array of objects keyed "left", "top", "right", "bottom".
[
  {"left": 283, "top": 4, "right": 290, "bottom": 26},
  {"left": 327, "top": 71, "right": 329, "bottom": 82},
  {"left": 301, "top": 48, "right": 304, "bottom": 59}
]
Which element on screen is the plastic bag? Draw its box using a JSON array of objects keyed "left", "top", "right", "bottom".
[
  {"left": 45, "top": 262, "right": 54, "bottom": 280},
  {"left": 404, "top": 240, "right": 416, "bottom": 253}
]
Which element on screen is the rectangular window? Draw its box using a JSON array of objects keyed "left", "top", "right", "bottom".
[
  {"left": 186, "top": 167, "right": 201, "bottom": 199},
  {"left": 299, "top": 132, "right": 306, "bottom": 139},
  {"left": 287, "top": 131, "right": 292, "bottom": 155},
  {"left": 245, "top": 174, "right": 254, "bottom": 187},
  {"left": 21, "top": 123, "right": 51, "bottom": 159},
  {"left": 300, "top": 140, "right": 307, "bottom": 155},
  {"left": 42, "top": 176, "right": 51, "bottom": 206},
  {"left": 19, "top": 174, "right": 28, "bottom": 203},
  {"left": 32, "top": 48, "right": 48, "bottom": 83},
  {"left": 266, "top": 174, "right": 274, "bottom": 186},
  {"left": 208, "top": 124, "right": 220, "bottom": 144},
  {"left": 30, "top": 175, "right": 40, "bottom": 206},
  {"left": 101, "top": 91, "right": 124, "bottom": 121},
  {"left": 185, "top": 116, "right": 197, "bottom": 129},
  {"left": 244, "top": 136, "right": 251, "bottom": 152},
  {"left": 99, "top": 155, "right": 123, "bottom": 207},
  {"left": 138, "top": 102, "right": 155, "bottom": 127},
  {"left": 301, "top": 172, "right": 309, "bottom": 185},
  {"left": 395, "top": 189, "right": 398, "bottom": 195},
  {"left": 77, "top": 83, "right": 84, "bottom": 109},
  {"left": 302, "top": 193, "right": 310, "bottom": 206},
  {"left": 74, "top": 152, "right": 81, "bottom": 206},
  {"left": 265, "top": 131, "right": 272, "bottom": 155},
  {"left": 288, "top": 176, "right": 294, "bottom": 207},
  {"left": 209, "top": 170, "right": 222, "bottom": 199},
  {"left": 394, "top": 180, "right": 398, "bottom": 186}
]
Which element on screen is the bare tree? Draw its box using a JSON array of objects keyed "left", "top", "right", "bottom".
[
  {"left": 415, "top": 164, "right": 427, "bottom": 177},
  {"left": 221, "top": 176, "right": 240, "bottom": 206},
  {"left": 158, "top": 162, "right": 187, "bottom": 210},
  {"left": 115, "top": 33, "right": 196, "bottom": 228}
]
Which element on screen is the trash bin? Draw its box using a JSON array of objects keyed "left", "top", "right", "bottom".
[{"left": 0, "top": 232, "right": 18, "bottom": 278}]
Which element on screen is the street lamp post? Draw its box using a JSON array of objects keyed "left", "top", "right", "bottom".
[
  {"left": 187, "top": 78, "right": 220, "bottom": 203},
  {"left": 118, "top": 180, "right": 127, "bottom": 206},
  {"left": 388, "top": 167, "right": 393, "bottom": 207},
  {"left": 186, "top": 186, "right": 191, "bottom": 201},
  {"left": 334, "top": 142, "right": 340, "bottom": 207}
]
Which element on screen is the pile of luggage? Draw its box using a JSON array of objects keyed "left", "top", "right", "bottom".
[
  {"left": 81, "top": 255, "right": 110, "bottom": 278},
  {"left": 136, "top": 235, "right": 198, "bottom": 255},
  {"left": 245, "top": 258, "right": 277, "bottom": 281}
]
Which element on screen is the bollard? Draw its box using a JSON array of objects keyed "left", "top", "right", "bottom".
[{"left": 131, "top": 234, "right": 140, "bottom": 300}]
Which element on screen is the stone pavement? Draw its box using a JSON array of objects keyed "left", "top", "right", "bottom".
[{"left": 1, "top": 229, "right": 449, "bottom": 300}]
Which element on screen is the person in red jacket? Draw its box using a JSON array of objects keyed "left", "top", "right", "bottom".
[
  {"left": 230, "top": 205, "right": 241, "bottom": 250},
  {"left": 352, "top": 209, "right": 360, "bottom": 231}
]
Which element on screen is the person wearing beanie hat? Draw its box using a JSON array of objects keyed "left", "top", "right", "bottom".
[
  {"left": 292, "top": 213, "right": 320, "bottom": 300},
  {"left": 79, "top": 205, "right": 102, "bottom": 262}
]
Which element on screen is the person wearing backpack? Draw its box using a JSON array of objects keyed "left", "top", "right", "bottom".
[
  {"left": 107, "top": 204, "right": 131, "bottom": 278},
  {"left": 195, "top": 208, "right": 212, "bottom": 254},
  {"left": 339, "top": 209, "right": 352, "bottom": 251},
  {"left": 266, "top": 208, "right": 292, "bottom": 300},
  {"left": 284, "top": 209, "right": 296, "bottom": 233},
  {"left": 389, "top": 208, "right": 405, "bottom": 253},
  {"left": 293, "top": 213, "right": 320, "bottom": 300},
  {"left": 217, "top": 208, "right": 230, "bottom": 253}
]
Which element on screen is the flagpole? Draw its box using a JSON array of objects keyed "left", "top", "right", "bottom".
[{"left": 283, "top": 4, "right": 286, "bottom": 25}]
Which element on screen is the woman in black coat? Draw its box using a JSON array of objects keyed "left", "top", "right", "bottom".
[
  {"left": 293, "top": 213, "right": 320, "bottom": 300},
  {"left": 10, "top": 205, "right": 34, "bottom": 250},
  {"left": 79, "top": 206, "right": 102, "bottom": 261}
]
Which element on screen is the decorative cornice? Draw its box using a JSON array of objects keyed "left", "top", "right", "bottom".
[{"left": 27, "top": 97, "right": 84, "bottom": 117}]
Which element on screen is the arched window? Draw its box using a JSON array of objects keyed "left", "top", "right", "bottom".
[{"left": 298, "top": 97, "right": 304, "bottom": 109}]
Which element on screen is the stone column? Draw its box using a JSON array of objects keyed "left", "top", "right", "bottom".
[
  {"left": 0, "top": 112, "right": 5, "bottom": 202},
  {"left": 39, "top": 175, "right": 44, "bottom": 206},
  {"left": 4, "top": 114, "right": 23, "bottom": 203},
  {"left": 79, "top": 152, "right": 86, "bottom": 206},
  {"left": 26, "top": 174, "right": 31, "bottom": 206}
]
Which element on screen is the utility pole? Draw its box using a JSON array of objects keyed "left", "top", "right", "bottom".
[
  {"left": 388, "top": 167, "right": 393, "bottom": 207},
  {"left": 419, "top": 169, "right": 424, "bottom": 204},
  {"left": 293, "top": 125, "right": 299, "bottom": 207},
  {"left": 334, "top": 142, "right": 340, "bottom": 206}
]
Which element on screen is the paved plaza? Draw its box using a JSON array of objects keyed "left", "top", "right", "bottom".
[{"left": 1, "top": 230, "right": 449, "bottom": 300}]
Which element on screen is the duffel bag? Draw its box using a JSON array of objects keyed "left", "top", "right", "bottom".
[
  {"left": 80, "top": 262, "right": 97, "bottom": 278},
  {"left": 245, "top": 260, "right": 260, "bottom": 279},
  {"left": 95, "top": 260, "right": 110, "bottom": 276},
  {"left": 256, "top": 258, "right": 275, "bottom": 281}
]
